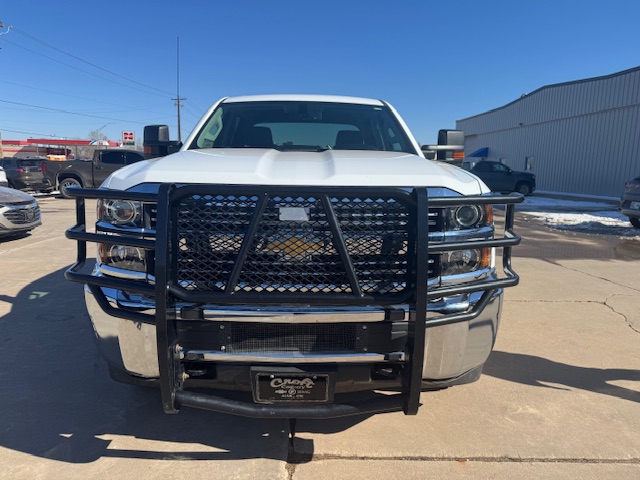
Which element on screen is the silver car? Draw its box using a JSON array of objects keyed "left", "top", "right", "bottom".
[{"left": 0, "top": 186, "right": 41, "bottom": 237}]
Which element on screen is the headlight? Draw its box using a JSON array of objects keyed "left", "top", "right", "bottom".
[
  {"left": 98, "top": 199, "right": 142, "bottom": 226},
  {"left": 441, "top": 248, "right": 491, "bottom": 276},
  {"left": 445, "top": 205, "right": 492, "bottom": 230},
  {"left": 439, "top": 203, "right": 494, "bottom": 278},
  {"left": 98, "top": 243, "right": 146, "bottom": 273},
  {"left": 455, "top": 205, "right": 481, "bottom": 227}
]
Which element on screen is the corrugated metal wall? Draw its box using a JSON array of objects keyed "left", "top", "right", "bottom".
[{"left": 457, "top": 67, "right": 640, "bottom": 197}]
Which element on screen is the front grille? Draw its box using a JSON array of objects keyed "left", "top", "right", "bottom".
[
  {"left": 173, "top": 193, "right": 427, "bottom": 295},
  {"left": 3, "top": 205, "right": 40, "bottom": 225},
  {"left": 224, "top": 323, "right": 358, "bottom": 354},
  {"left": 150, "top": 202, "right": 442, "bottom": 231}
]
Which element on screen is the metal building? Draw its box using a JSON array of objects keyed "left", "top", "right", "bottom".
[{"left": 456, "top": 66, "right": 640, "bottom": 198}]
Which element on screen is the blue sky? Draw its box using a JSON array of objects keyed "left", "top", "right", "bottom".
[{"left": 1, "top": 0, "right": 639, "bottom": 145}]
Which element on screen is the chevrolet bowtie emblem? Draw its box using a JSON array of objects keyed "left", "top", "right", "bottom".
[{"left": 265, "top": 237, "right": 323, "bottom": 256}]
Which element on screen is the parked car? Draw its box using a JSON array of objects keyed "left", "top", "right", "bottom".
[
  {"left": 1, "top": 157, "right": 53, "bottom": 193},
  {"left": 42, "top": 149, "right": 146, "bottom": 198},
  {"left": 0, "top": 186, "right": 41, "bottom": 237},
  {"left": 0, "top": 164, "right": 8, "bottom": 187},
  {"left": 468, "top": 160, "right": 536, "bottom": 196},
  {"left": 619, "top": 175, "right": 640, "bottom": 228}
]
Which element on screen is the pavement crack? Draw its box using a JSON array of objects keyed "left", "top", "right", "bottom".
[
  {"left": 541, "top": 257, "right": 640, "bottom": 293},
  {"left": 524, "top": 259, "right": 640, "bottom": 334},
  {"left": 604, "top": 293, "right": 640, "bottom": 334},
  {"left": 286, "top": 445, "right": 313, "bottom": 478},
  {"left": 291, "top": 453, "right": 640, "bottom": 465},
  {"left": 508, "top": 299, "right": 630, "bottom": 309},
  {"left": 285, "top": 462, "right": 296, "bottom": 480}
]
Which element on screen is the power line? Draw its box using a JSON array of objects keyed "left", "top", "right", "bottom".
[
  {"left": 0, "top": 78, "right": 167, "bottom": 110},
  {"left": 1, "top": 23, "right": 188, "bottom": 137},
  {"left": 0, "top": 127, "right": 61, "bottom": 137},
  {"left": 0, "top": 36, "right": 171, "bottom": 99},
  {"left": 0, "top": 98, "right": 159, "bottom": 124},
  {"left": 184, "top": 99, "right": 206, "bottom": 115},
  {"left": 182, "top": 103, "right": 204, "bottom": 120},
  {"left": 11, "top": 26, "right": 175, "bottom": 97}
]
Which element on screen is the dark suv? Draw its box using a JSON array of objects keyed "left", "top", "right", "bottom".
[
  {"left": 619, "top": 175, "right": 640, "bottom": 228},
  {"left": 468, "top": 161, "right": 536, "bottom": 196},
  {"left": 1, "top": 157, "right": 53, "bottom": 193}
]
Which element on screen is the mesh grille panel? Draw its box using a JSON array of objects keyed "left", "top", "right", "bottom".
[
  {"left": 224, "top": 323, "right": 357, "bottom": 354},
  {"left": 173, "top": 192, "right": 436, "bottom": 296}
]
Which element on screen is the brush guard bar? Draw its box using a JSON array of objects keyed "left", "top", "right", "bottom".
[{"left": 65, "top": 184, "right": 522, "bottom": 418}]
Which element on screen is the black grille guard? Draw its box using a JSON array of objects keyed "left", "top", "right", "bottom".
[{"left": 65, "top": 184, "right": 523, "bottom": 418}]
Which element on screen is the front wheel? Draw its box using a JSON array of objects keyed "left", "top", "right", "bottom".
[
  {"left": 515, "top": 182, "right": 532, "bottom": 196},
  {"left": 630, "top": 217, "right": 640, "bottom": 229},
  {"left": 59, "top": 178, "right": 82, "bottom": 199}
]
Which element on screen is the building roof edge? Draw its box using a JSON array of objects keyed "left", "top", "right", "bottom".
[{"left": 457, "top": 65, "right": 640, "bottom": 123}]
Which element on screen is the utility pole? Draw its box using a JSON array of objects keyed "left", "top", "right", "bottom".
[
  {"left": 172, "top": 37, "right": 186, "bottom": 143},
  {"left": 173, "top": 97, "right": 186, "bottom": 143}
]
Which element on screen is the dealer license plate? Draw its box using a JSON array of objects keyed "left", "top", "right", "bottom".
[
  {"left": 254, "top": 373, "right": 330, "bottom": 403},
  {"left": 630, "top": 201, "right": 640, "bottom": 210}
]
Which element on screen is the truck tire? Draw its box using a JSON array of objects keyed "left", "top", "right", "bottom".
[
  {"left": 515, "top": 182, "right": 532, "bottom": 196},
  {"left": 630, "top": 217, "right": 640, "bottom": 229},
  {"left": 59, "top": 177, "right": 82, "bottom": 199}
]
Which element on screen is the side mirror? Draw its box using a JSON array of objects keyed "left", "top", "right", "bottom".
[
  {"left": 143, "top": 125, "right": 182, "bottom": 157},
  {"left": 422, "top": 129, "right": 464, "bottom": 162},
  {"left": 420, "top": 147, "right": 436, "bottom": 160}
]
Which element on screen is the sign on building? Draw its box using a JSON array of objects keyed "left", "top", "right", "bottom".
[{"left": 122, "top": 131, "right": 135, "bottom": 146}]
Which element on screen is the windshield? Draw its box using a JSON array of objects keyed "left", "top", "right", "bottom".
[{"left": 189, "top": 101, "right": 417, "bottom": 154}]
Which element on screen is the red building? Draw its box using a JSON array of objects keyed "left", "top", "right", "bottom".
[{"left": 1, "top": 138, "right": 123, "bottom": 159}]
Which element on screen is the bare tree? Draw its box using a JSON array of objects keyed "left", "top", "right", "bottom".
[
  {"left": 89, "top": 129, "right": 109, "bottom": 142},
  {"left": 77, "top": 129, "right": 110, "bottom": 159}
]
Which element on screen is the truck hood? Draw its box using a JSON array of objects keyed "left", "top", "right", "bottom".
[{"left": 103, "top": 149, "right": 486, "bottom": 195}]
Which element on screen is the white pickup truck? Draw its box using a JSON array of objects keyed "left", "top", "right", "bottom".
[{"left": 66, "top": 95, "right": 522, "bottom": 418}]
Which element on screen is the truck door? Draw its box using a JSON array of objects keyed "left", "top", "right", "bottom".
[
  {"left": 471, "top": 162, "right": 496, "bottom": 191},
  {"left": 490, "top": 162, "right": 515, "bottom": 192},
  {"left": 94, "top": 151, "right": 125, "bottom": 185},
  {"left": 472, "top": 161, "right": 512, "bottom": 193}
]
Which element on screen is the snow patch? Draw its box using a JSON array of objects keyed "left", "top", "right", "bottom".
[{"left": 517, "top": 196, "right": 639, "bottom": 237}]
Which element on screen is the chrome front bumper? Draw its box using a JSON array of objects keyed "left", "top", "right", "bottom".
[{"left": 85, "top": 284, "right": 502, "bottom": 381}]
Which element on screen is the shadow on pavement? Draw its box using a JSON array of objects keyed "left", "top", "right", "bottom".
[
  {"left": 0, "top": 267, "right": 368, "bottom": 464},
  {"left": 484, "top": 350, "right": 640, "bottom": 403},
  {"left": 0, "top": 231, "right": 31, "bottom": 243}
]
